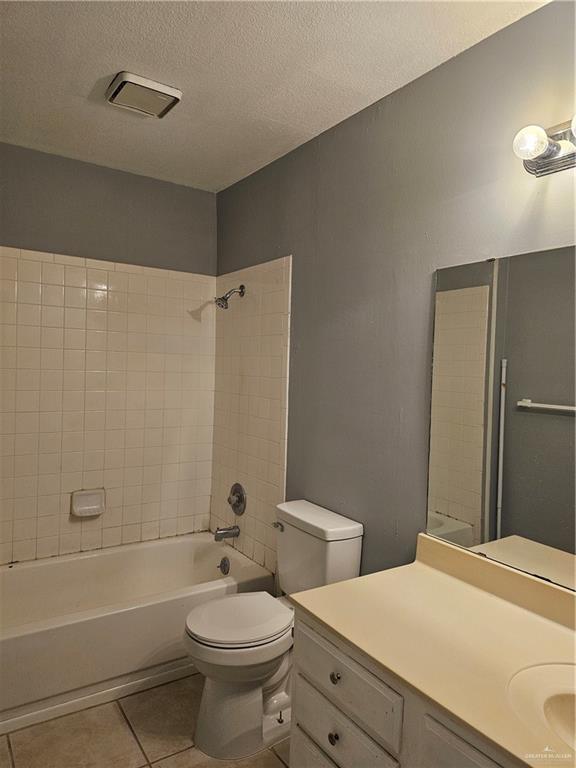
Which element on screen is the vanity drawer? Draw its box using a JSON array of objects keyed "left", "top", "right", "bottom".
[
  {"left": 295, "top": 622, "right": 404, "bottom": 754},
  {"left": 291, "top": 726, "right": 338, "bottom": 768},
  {"left": 294, "top": 674, "right": 399, "bottom": 768}
]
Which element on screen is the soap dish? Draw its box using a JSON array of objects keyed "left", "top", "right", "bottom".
[{"left": 71, "top": 488, "right": 106, "bottom": 518}]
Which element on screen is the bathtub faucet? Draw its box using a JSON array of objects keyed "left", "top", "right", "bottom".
[{"left": 214, "top": 525, "right": 240, "bottom": 541}]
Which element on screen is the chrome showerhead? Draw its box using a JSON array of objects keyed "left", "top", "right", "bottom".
[{"left": 214, "top": 284, "right": 245, "bottom": 310}]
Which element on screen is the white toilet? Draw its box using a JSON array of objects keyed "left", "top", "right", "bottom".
[{"left": 183, "top": 499, "right": 363, "bottom": 759}]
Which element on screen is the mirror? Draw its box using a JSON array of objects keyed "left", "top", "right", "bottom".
[{"left": 427, "top": 247, "right": 575, "bottom": 589}]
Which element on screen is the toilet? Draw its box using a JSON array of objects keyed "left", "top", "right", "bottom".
[{"left": 183, "top": 499, "right": 364, "bottom": 759}]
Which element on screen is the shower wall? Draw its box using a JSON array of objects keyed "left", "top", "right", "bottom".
[
  {"left": 0, "top": 247, "right": 216, "bottom": 563},
  {"left": 209, "top": 257, "right": 291, "bottom": 572}
]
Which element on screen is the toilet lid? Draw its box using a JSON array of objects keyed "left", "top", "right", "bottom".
[{"left": 185, "top": 593, "right": 293, "bottom": 648}]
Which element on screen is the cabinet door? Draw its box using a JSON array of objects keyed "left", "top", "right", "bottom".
[{"left": 421, "top": 716, "right": 503, "bottom": 768}]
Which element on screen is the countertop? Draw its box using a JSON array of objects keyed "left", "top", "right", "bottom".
[
  {"left": 471, "top": 535, "right": 575, "bottom": 591},
  {"left": 290, "top": 534, "right": 576, "bottom": 767}
]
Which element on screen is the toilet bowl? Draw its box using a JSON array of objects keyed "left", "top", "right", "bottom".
[
  {"left": 183, "top": 500, "right": 364, "bottom": 759},
  {"left": 184, "top": 592, "right": 294, "bottom": 759}
]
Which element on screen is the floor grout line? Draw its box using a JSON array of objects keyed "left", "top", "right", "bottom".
[
  {"left": 118, "top": 675, "right": 202, "bottom": 765},
  {"left": 6, "top": 734, "right": 16, "bottom": 768},
  {"left": 3, "top": 671, "right": 200, "bottom": 739},
  {"left": 3, "top": 695, "right": 136, "bottom": 737},
  {"left": 149, "top": 745, "right": 196, "bottom": 764},
  {"left": 117, "top": 670, "right": 200, "bottom": 704},
  {"left": 271, "top": 741, "right": 290, "bottom": 768},
  {"left": 5, "top": 677, "right": 240, "bottom": 768},
  {"left": 115, "top": 700, "right": 150, "bottom": 767}
]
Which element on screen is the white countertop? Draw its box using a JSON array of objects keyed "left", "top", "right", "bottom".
[
  {"left": 472, "top": 535, "right": 575, "bottom": 591},
  {"left": 290, "top": 535, "right": 576, "bottom": 767}
]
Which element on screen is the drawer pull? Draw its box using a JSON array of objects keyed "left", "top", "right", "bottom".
[
  {"left": 328, "top": 732, "right": 340, "bottom": 746},
  {"left": 330, "top": 672, "right": 341, "bottom": 685}
]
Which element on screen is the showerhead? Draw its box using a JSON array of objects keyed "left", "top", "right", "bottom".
[{"left": 214, "top": 284, "right": 245, "bottom": 310}]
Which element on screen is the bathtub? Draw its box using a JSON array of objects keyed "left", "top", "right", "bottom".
[
  {"left": 0, "top": 533, "right": 273, "bottom": 734},
  {"left": 427, "top": 510, "right": 475, "bottom": 547}
]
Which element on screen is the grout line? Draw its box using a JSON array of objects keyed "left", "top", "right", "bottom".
[
  {"left": 6, "top": 734, "right": 16, "bottom": 768},
  {"left": 149, "top": 745, "right": 196, "bottom": 765},
  {"left": 3, "top": 696, "right": 135, "bottom": 736},
  {"left": 272, "top": 745, "right": 290, "bottom": 768},
  {"left": 2, "top": 673, "right": 200, "bottom": 738},
  {"left": 118, "top": 677, "right": 203, "bottom": 765},
  {"left": 115, "top": 700, "right": 149, "bottom": 767},
  {"left": 117, "top": 670, "right": 199, "bottom": 703}
]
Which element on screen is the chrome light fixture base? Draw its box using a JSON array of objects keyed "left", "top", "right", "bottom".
[{"left": 523, "top": 120, "right": 575, "bottom": 177}]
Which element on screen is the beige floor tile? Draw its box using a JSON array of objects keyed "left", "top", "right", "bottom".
[
  {"left": 271, "top": 738, "right": 290, "bottom": 767},
  {"left": 9, "top": 703, "right": 146, "bottom": 768},
  {"left": 154, "top": 746, "right": 284, "bottom": 768},
  {"left": 0, "top": 736, "right": 12, "bottom": 768},
  {"left": 120, "top": 675, "right": 204, "bottom": 762}
]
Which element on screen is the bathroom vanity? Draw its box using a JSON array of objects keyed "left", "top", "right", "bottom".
[{"left": 289, "top": 535, "right": 575, "bottom": 768}]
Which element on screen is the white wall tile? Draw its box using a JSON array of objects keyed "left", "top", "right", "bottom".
[
  {"left": 2, "top": 248, "right": 290, "bottom": 569},
  {"left": 0, "top": 248, "right": 216, "bottom": 563},
  {"left": 428, "top": 286, "right": 489, "bottom": 544},
  {"left": 210, "top": 257, "right": 291, "bottom": 569}
]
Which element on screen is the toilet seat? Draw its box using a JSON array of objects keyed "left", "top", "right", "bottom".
[
  {"left": 184, "top": 623, "right": 293, "bottom": 668},
  {"left": 185, "top": 592, "right": 293, "bottom": 650}
]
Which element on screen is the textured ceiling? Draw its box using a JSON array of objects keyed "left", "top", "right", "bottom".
[{"left": 0, "top": 1, "right": 545, "bottom": 192}]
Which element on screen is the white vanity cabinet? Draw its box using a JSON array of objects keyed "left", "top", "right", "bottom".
[{"left": 291, "top": 615, "right": 525, "bottom": 768}]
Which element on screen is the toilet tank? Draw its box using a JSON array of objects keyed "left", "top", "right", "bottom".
[{"left": 275, "top": 500, "right": 364, "bottom": 594}]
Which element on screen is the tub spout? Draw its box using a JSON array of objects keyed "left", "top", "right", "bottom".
[{"left": 214, "top": 525, "right": 240, "bottom": 541}]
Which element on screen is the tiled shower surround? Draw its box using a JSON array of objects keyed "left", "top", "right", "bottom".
[
  {"left": 209, "top": 257, "right": 291, "bottom": 572},
  {"left": 0, "top": 246, "right": 290, "bottom": 566},
  {"left": 0, "top": 246, "right": 217, "bottom": 563},
  {"left": 427, "top": 285, "right": 489, "bottom": 544}
]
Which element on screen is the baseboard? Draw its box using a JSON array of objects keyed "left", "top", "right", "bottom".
[{"left": 0, "top": 658, "right": 197, "bottom": 735}]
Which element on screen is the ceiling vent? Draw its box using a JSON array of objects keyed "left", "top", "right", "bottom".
[{"left": 106, "top": 72, "right": 181, "bottom": 118}]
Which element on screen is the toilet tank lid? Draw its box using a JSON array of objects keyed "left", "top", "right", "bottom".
[{"left": 277, "top": 500, "right": 363, "bottom": 541}]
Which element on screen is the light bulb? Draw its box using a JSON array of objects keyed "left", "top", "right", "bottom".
[
  {"left": 513, "top": 125, "right": 550, "bottom": 160},
  {"left": 556, "top": 139, "right": 576, "bottom": 157},
  {"left": 571, "top": 114, "right": 576, "bottom": 139}
]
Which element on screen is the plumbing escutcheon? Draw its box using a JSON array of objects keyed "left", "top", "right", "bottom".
[{"left": 228, "top": 483, "right": 247, "bottom": 516}]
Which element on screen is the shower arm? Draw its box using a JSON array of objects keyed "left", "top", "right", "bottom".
[{"left": 223, "top": 285, "right": 245, "bottom": 301}]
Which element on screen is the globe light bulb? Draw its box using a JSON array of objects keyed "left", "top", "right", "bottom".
[
  {"left": 556, "top": 139, "right": 576, "bottom": 157},
  {"left": 512, "top": 125, "right": 550, "bottom": 160}
]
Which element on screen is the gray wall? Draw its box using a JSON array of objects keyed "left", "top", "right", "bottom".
[
  {"left": 217, "top": 3, "right": 575, "bottom": 573},
  {"left": 0, "top": 142, "right": 217, "bottom": 274}
]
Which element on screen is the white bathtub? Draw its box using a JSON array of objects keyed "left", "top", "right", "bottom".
[
  {"left": 427, "top": 510, "right": 475, "bottom": 546},
  {"left": 0, "top": 533, "right": 273, "bottom": 734}
]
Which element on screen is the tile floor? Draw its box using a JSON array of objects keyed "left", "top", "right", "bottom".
[{"left": 0, "top": 675, "right": 290, "bottom": 768}]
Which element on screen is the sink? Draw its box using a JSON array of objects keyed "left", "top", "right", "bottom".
[
  {"left": 508, "top": 664, "right": 576, "bottom": 750},
  {"left": 544, "top": 694, "right": 575, "bottom": 750}
]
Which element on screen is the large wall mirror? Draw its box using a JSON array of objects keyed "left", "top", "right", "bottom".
[{"left": 427, "top": 246, "right": 575, "bottom": 589}]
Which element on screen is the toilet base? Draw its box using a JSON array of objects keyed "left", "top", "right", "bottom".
[{"left": 194, "top": 676, "right": 291, "bottom": 759}]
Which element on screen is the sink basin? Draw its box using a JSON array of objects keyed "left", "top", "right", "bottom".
[
  {"left": 544, "top": 694, "right": 575, "bottom": 750},
  {"left": 508, "top": 664, "right": 576, "bottom": 750}
]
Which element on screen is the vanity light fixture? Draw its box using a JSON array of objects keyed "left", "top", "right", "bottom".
[{"left": 513, "top": 117, "right": 576, "bottom": 176}]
